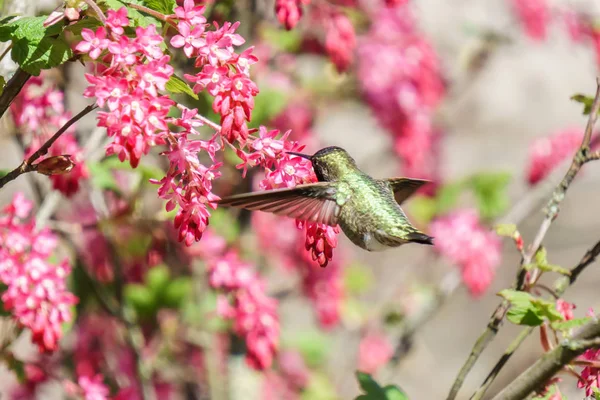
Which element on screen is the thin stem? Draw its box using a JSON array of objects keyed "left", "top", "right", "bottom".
[
  {"left": 81, "top": 0, "right": 106, "bottom": 23},
  {"left": 0, "top": 68, "right": 30, "bottom": 120},
  {"left": 0, "top": 103, "right": 97, "bottom": 190},
  {"left": 0, "top": 43, "right": 12, "bottom": 65},
  {"left": 195, "top": 113, "right": 223, "bottom": 132}
]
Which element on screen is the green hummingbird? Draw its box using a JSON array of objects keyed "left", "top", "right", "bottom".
[{"left": 218, "top": 146, "right": 434, "bottom": 251}]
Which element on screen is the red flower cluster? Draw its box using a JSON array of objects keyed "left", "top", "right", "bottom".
[
  {"left": 357, "top": 2, "right": 445, "bottom": 181},
  {"left": 208, "top": 250, "right": 280, "bottom": 370},
  {"left": 578, "top": 348, "right": 600, "bottom": 396},
  {"left": 429, "top": 209, "right": 502, "bottom": 297},
  {"left": 10, "top": 77, "right": 88, "bottom": 197},
  {"left": 526, "top": 128, "right": 582, "bottom": 185},
  {"left": 0, "top": 194, "right": 77, "bottom": 352}
]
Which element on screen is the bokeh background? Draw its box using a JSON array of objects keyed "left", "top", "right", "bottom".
[{"left": 2, "top": 0, "right": 600, "bottom": 399}]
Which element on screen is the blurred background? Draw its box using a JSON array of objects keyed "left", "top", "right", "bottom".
[{"left": 2, "top": 0, "right": 600, "bottom": 398}]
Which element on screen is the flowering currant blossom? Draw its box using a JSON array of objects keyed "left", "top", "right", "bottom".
[
  {"left": 77, "top": 374, "right": 110, "bottom": 400},
  {"left": 324, "top": 9, "right": 356, "bottom": 72},
  {"left": 526, "top": 128, "right": 582, "bottom": 185},
  {"left": 10, "top": 77, "right": 88, "bottom": 197},
  {"left": 577, "top": 348, "right": 600, "bottom": 396},
  {"left": 429, "top": 209, "right": 502, "bottom": 296},
  {"left": 555, "top": 299, "right": 575, "bottom": 321},
  {"left": 509, "top": 0, "right": 550, "bottom": 41},
  {"left": 358, "top": 2, "right": 445, "bottom": 181},
  {"left": 207, "top": 250, "right": 279, "bottom": 370},
  {"left": 0, "top": 193, "right": 77, "bottom": 352},
  {"left": 357, "top": 332, "right": 394, "bottom": 374},
  {"left": 275, "top": 0, "right": 305, "bottom": 30}
]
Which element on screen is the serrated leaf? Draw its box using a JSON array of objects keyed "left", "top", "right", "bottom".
[
  {"left": 499, "top": 289, "right": 563, "bottom": 326},
  {"left": 551, "top": 317, "right": 592, "bottom": 332},
  {"left": 0, "top": 16, "right": 72, "bottom": 75},
  {"left": 165, "top": 74, "right": 199, "bottom": 100},
  {"left": 142, "top": 0, "right": 176, "bottom": 14},
  {"left": 64, "top": 18, "right": 103, "bottom": 36},
  {"left": 571, "top": 93, "right": 594, "bottom": 115},
  {"left": 495, "top": 223, "right": 517, "bottom": 237}
]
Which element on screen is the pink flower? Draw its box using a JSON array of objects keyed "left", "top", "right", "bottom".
[
  {"left": 429, "top": 209, "right": 502, "bottom": 297},
  {"left": 0, "top": 194, "right": 78, "bottom": 352},
  {"left": 275, "top": 0, "right": 304, "bottom": 30},
  {"left": 509, "top": 0, "right": 550, "bottom": 41},
  {"left": 556, "top": 299, "right": 575, "bottom": 321},
  {"left": 324, "top": 11, "right": 356, "bottom": 72},
  {"left": 170, "top": 22, "right": 206, "bottom": 57},
  {"left": 76, "top": 27, "right": 109, "bottom": 59},
  {"left": 208, "top": 249, "right": 279, "bottom": 370},
  {"left": 526, "top": 129, "right": 582, "bottom": 185},
  {"left": 105, "top": 7, "right": 129, "bottom": 35},
  {"left": 357, "top": 2, "right": 444, "bottom": 181},
  {"left": 358, "top": 332, "right": 394, "bottom": 374},
  {"left": 78, "top": 374, "right": 110, "bottom": 400},
  {"left": 578, "top": 348, "right": 600, "bottom": 396}
]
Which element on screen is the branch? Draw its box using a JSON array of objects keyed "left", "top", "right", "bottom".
[
  {"left": 0, "top": 103, "right": 97, "bottom": 190},
  {"left": 447, "top": 76, "right": 600, "bottom": 400},
  {"left": 491, "top": 317, "right": 600, "bottom": 400},
  {"left": 469, "top": 238, "right": 600, "bottom": 398},
  {"left": 0, "top": 68, "right": 30, "bottom": 120}
]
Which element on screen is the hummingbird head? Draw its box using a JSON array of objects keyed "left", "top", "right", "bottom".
[{"left": 287, "top": 146, "right": 357, "bottom": 181}]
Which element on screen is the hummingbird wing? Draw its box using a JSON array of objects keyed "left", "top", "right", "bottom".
[
  {"left": 217, "top": 183, "right": 341, "bottom": 226},
  {"left": 383, "top": 178, "right": 429, "bottom": 205}
]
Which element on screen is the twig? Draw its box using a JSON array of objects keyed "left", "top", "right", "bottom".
[
  {"left": 491, "top": 317, "right": 600, "bottom": 400},
  {"left": 469, "top": 238, "right": 600, "bottom": 398},
  {"left": 447, "top": 76, "right": 600, "bottom": 400},
  {"left": 0, "top": 68, "right": 30, "bottom": 120},
  {"left": 0, "top": 103, "right": 97, "bottom": 189}
]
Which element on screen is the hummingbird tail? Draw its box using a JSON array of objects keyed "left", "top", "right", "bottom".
[{"left": 406, "top": 232, "right": 434, "bottom": 245}]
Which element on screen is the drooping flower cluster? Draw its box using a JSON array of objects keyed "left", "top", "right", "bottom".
[
  {"left": 357, "top": 332, "right": 394, "bottom": 374},
  {"left": 508, "top": 0, "right": 550, "bottom": 41},
  {"left": 275, "top": 0, "right": 306, "bottom": 30},
  {"left": 555, "top": 299, "right": 575, "bottom": 321},
  {"left": 429, "top": 209, "right": 502, "bottom": 296},
  {"left": 526, "top": 128, "right": 582, "bottom": 185},
  {"left": 208, "top": 250, "right": 280, "bottom": 370},
  {"left": 10, "top": 77, "right": 88, "bottom": 197},
  {"left": 0, "top": 193, "right": 77, "bottom": 352},
  {"left": 357, "top": 2, "right": 445, "bottom": 181},
  {"left": 252, "top": 212, "right": 344, "bottom": 327}
]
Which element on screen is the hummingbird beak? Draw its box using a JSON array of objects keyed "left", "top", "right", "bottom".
[{"left": 286, "top": 151, "right": 312, "bottom": 160}]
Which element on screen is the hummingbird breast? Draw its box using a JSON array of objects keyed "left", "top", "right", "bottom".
[{"left": 336, "top": 173, "right": 414, "bottom": 251}]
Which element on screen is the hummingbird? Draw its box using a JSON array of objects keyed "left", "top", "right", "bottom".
[{"left": 218, "top": 146, "right": 434, "bottom": 251}]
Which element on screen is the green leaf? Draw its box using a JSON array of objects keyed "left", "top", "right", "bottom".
[
  {"left": 145, "top": 264, "right": 170, "bottom": 295},
  {"left": 88, "top": 162, "right": 121, "bottom": 192},
  {"left": 165, "top": 74, "right": 199, "bottom": 100},
  {"left": 356, "top": 372, "right": 386, "bottom": 398},
  {"left": 209, "top": 208, "right": 239, "bottom": 244},
  {"left": 100, "top": 0, "right": 158, "bottom": 27},
  {"left": 551, "top": 317, "right": 592, "bottom": 332},
  {"left": 495, "top": 223, "right": 517, "bottom": 238},
  {"left": 571, "top": 93, "right": 595, "bottom": 115},
  {"left": 0, "top": 16, "right": 73, "bottom": 75},
  {"left": 383, "top": 386, "right": 409, "bottom": 400},
  {"left": 435, "top": 182, "right": 463, "bottom": 214},
  {"left": 124, "top": 283, "right": 156, "bottom": 318},
  {"left": 0, "top": 75, "right": 5, "bottom": 96},
  {"left": 535, "top": 247, "right": 548, "bottom": 266},
  {"left": 63, "top": 18, "right": 103, "bottom": 36},
  {"left": 469, "top": 171, "right": 511, "bottom": 220},
  {"left": 248, "top": 88, "right": 288, "bottom": 128},
  {"left": 261, "top": 26, "right": 302, "bottom": 52},
  {"left": 163, "top": 277, "right": 192, "bottom": 308},
  {"left": 142, "top": 0, "right": 176, "bottom": 14},
  {"left": 532, "top": 247, "right": 571, "bottom": 276},
  {"left": 499, "top": 289, "right": 564, "bottom": 326}
]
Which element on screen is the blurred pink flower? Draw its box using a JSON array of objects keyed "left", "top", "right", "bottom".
[
  {"left": 556, "top": 299, "right": 575, "bottom": 321},
  {"left": 324, "top": 10, "right": 356, "bottom": 72},
  {"left": 429, "top": 209, "right": 502, "bottom": 297},
  {"left": 509, "top": 0, "right": 550, "bottom": 41},
  {"left": 78, "top": 374, "right": 110, "bottom": 400},
  {"left": 526, "top": 128, "right": 582, "bottom": 185},
  {"left": 357, "top": 332, "right": 393, "bottom": 374},
  {"left": 275, "top": 0, "right": 305, "bottom": 30},
  {"left": 279, "top": 350, "right": 310, "bottom": 389},
  {"left": 0, "top": 194, "right": 77, "bottom": 352},
  {"left": 578, "top": 348, "right": 600, "bottom": 396}
]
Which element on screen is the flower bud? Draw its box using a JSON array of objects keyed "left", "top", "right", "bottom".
[{"left": 35, "top": 155, "right": 75, "bottom": 176}]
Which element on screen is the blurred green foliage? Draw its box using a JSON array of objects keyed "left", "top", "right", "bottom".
[{"left": 354, "top": 372, "right": 409, "bottom": 400}]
